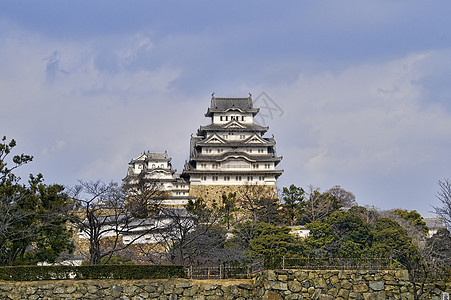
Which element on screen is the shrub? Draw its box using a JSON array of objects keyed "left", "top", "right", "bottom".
[{"left": 0, "top": 265, "right": 186, "bottom": 281}]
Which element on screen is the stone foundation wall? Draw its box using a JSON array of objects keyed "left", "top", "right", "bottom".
[
  {"left": 1, "top": 269, "right": 450, "bottom": 299},
  {"left": 189, "top": 184, "right": 278, "bottom": 206},
  {"left": 255, "top": 269, "right": 451, "bottom": 300},
  {"left": 0, "top": 278, "right": 257, "bottom": 300}
]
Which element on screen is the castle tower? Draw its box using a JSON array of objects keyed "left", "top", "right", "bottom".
[
  {"left": 182, "top": 94, "right": 283, "bottom": 203},
  {"left": 123, "top": 151, "right": 192, "bottom": 207}
]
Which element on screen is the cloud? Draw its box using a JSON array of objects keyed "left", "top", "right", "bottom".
[
  {"left": 0, "top": 24, "right": 192, "bottom": 185},
  {"left": 262, "top": 50, "right": 451, "bottom": 212}
]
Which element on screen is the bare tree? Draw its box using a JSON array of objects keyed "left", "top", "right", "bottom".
[
  {"left": 303, "top": 185, "right": 339, "bottom": 223},
  {"left": 327, "top": 185, "right": 357, "bottom": 208},
  {"left": 122, "top": 171, "right": 164, "bottom": 218},
  {"left": 67, "top": 180, "right": 163, "bottom": 265},
  {"left": 236, "top": 184, "right": 280, "bottom": 223},
  {"left": 434, "top": 178, "right": 451, "bottom": 231}
]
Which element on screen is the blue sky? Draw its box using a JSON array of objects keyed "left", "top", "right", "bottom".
[{"left": 1, "top": 1, "right": 451, "bottom": 216}]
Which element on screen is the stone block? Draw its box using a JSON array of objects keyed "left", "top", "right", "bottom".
[
  {"left": 278, "top": 274, "right": 288, "bottom": 281},
  {"left": 369, "top": 281, "right": 384, "bottom": 291},
  {"left": 363, "top": 291, "right": 386, "bottom": 300},
  {"left": 313, "top": 277, "right": 328, "bottom": 289},
  {"left": 269, "top": 281, "right": 288, "bottom": 290},
  {"left": 353, "top": 283, "right": 369, "bottom": 293},
  {"left": 338, "top": 288, "right": 349, "bottom": 298},
  {"left": 288, "top": 280, "right": 302, "bottom": 293},
  {"left": 267, "top": 270, "right": 276, "bottom": 281},
  {"left": 395, "top": 270, "right": 409, "bottom": 281},
  {"left": 319, "top": 294, "right": 334, "bottom": 300},
  {"left": 263, "top": 290, "right": 282, "bottom": 300}
]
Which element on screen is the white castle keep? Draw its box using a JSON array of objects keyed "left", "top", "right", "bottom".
[{"left": 124, "top": 94, "right": 283, "bottom": 204}]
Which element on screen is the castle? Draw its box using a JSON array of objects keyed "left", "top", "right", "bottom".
[{"left": 124, "top": 94, "right": 283, "bottom": 205}]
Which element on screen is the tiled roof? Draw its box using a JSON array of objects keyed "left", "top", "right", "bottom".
[
  {"left": 198, "top": 123, "right": 269, "bottom": 134},
  {"left": 205, "top": 96, "right": 259, "bottom": 116}
]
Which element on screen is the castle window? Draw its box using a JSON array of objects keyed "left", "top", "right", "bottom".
[
  {"left": 240, "top": 135, "right": 245, "bottom": 139},
  {"left": 265, "top": 163, "right": 271, "bottom": 169},
  {"left": 224, "top": 176, "right": 230, "bottom": 181},
  {"left": 253, "top": 164, "right": 259, "bottom": 169},
  {"left": 249, "top": 149, "right": 252, "bottom": 153},
  {"left": 259, "top": 176, "right": 265, "bottom": 181},
  {"left": 160, "top": 164, "right": 164, "bottom": 168},
  {"left": 247, "top": 176, "right": 253, "bottom": 181},
  {"left": 241, "top": 116, "right": 245, "bottom": 121},
  {"left": 212, "top": 176, "right": 218, "bottom": 181},
  {"left": 225, "top": 116, "right": 228, "bottom": 121},
  {"left": 202, "top": 176, "right": 207, "bottom": 181},
  {"left": 220, "top": 116, "right": 223, "bottom": 121},
  {"left": 235, "top": 176, "right": 242, "bottom": 181}
]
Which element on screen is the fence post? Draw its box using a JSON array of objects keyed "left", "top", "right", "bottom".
[
  {"left": 207, "top": 267, "right": 210, "bottom": 279},
  {"left": 220, "top": 264, "right": 223, "bottom": 279},
  {"left": 190, "top": 266, "right": 193, "bottom": 278},
  {"left": 282, "top": 256, "right": 285, "bottom": 269}
]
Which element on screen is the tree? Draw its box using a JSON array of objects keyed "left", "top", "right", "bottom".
[
  {"left": 302, "top": 186, "right": 340, "bottom": 223},
  {"left": 230, "top": 221, "right": 304, "bottom": 268},
  {"left": 220, "top": 192, "right": 239, "bottom": 230},
  {"left": 67, "top": 180, "right": 163, "bottom": 265},
  {"left": 305, "top": 211, "right": 371, "bottom": 257},
  {"left": 236, "top": 184, "right": 280, "bottom": 224},
  {"left": 369, "top": 218, "right": 416, "bottom": 259},
  {"left": 391, "top": 209, "right": 429, "bottom": 235},
  {"left": 0, "top": 136, "right": 73, "bottom": 265},
  {"left": 122, "top": 170, "right": 164, "bottom": 218},
  {"left": 280, "top": 184, "right": 305, "bottom": 226},
  {"left": 0, "top": 136, "right": 33, "bottom": 184},
  {"left": 140, "top": 196, "right": 235, "bottom": 266},
  {"left": 434, "top": 178, "right": 451, "bottom": 231},
  {"left": 327, "top": 185, "right": 357, "bottom": 208},
  {"left": 348, "top": 206, "right": 380, "bottom": 225},
  {"left": 424, "top": 228, "right": 451, "bottom": 273}
]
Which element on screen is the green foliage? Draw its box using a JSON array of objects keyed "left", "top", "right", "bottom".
[
  {"left": 281, "top": 184, "right": 305, "bottom": 226},
  {"left": 82, "top": 256, "right": 134, "bottom": 265},
  {"left": 0, "top": 136, "right": 33, "bottom": 184},
  {"left": 220, "top": 192, "right": 239, "bottom": 229},
  {"left": 0, "top": 265, "right": 186, "bottom": 281},
  {"left": 369, "top": 218, "right": 415, "bottom": 258},
  {"left": 392, "top": 209, "right": 429, "bottom": 235},
  {"left": 231, "top": 221, "right": 304, "bottom": 267},
  {"left": 306, "top": 211, "right": 371, "bottom": 257},
  {"left": 0, "top": 136, "right": 73, "bottom": 266}
]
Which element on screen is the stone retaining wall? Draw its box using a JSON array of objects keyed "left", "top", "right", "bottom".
[
  {"left": 0, "top": 269, "right": 450, "bottom": 299},
  {"left": 255, "top": 269, "right": 451, "bottom": 300},
  {"left": 0, "top": 278, "right": 257, "bottom": 300}
]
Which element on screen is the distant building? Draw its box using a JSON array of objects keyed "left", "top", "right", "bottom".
[
  {"left": 123, "top": 151, "right": 193, "bottom": 207},
  {"left": 182, "top": 94, "right": 283, "bottom": 203},
  {"left": 424, "top": 217, "right": 447, "bottom": 237}
]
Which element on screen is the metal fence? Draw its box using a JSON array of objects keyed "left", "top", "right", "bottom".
[
  {"left": 186, "top": 257, "right": 396, "bottom": 279},
  {"left": 279, "top": 256, "right": 395, "bottom": 270},
  {"left": 186, "top": 262, "right": 264, "bottom": 279}
]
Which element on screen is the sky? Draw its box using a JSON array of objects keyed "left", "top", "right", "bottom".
[{"left": 1, "top": 1, "right": 451, "bottom": 216}]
